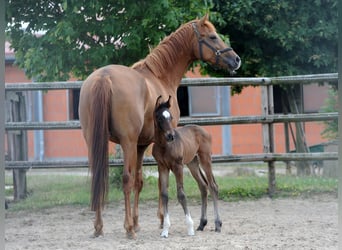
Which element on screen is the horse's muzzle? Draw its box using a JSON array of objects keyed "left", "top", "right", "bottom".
[{"left": 224, "top": 55, "right": 241, "bottom": 72}]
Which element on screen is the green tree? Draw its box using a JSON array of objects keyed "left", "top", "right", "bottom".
[
  {"left": 6, "top": 0, "right": 224, "bottom": 81},
  {"left": 320, "top": 87, "right": 338, "bottom": 139},
  {"left": 212, "top": 0, "right": 337, "bottom": 78},
  {"left": 210, "top": 0, "right": 337, "bottom": 175}
]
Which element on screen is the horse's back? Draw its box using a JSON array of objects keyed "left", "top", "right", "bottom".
[{"left": 79, "top": 64, "right": 151, "bottom": 144}]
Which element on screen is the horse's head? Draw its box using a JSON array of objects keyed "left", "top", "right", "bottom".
[
  {"left": 154, "top": 95, "right": 176, "bottom": 143},
  {"left": 191, "top": 14, "right": 241, "bottom": 73}
]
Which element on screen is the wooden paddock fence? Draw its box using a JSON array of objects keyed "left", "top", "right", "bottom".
[{"left": 5, "top": 73, "right": 339, "bottom": 198}]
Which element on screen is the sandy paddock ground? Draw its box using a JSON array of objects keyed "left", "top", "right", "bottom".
[{"left": 5, "top": 194, "right": 338, "bottom": 250}]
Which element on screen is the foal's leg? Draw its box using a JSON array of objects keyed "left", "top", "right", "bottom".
[
  {"left": 158, "top": 165, "right": 171, "bottom": 238},
  {"left": 187, "top": 156, "right": 209, "bottom": 231},
  {"left": 172, "top": 164, "right": 194, "bottom": 236},
  {"left": 132, "top": 145, "right": 148, "bottom": 233},
  {"left": 198, "top": 153, "right": 222, "bottom": 232}
]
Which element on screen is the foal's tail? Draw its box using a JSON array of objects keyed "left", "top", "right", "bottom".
[{"left": 89, "top": 76, "right": 112, "bottom": 211}]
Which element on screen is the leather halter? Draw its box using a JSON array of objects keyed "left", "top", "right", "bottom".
[{"left": 192, "top": 22, "right": 233, "bottom": 66}]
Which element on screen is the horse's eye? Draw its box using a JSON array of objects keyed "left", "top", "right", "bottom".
[{"left": 209, "top": 35, "right": 217, "bottom": 40}]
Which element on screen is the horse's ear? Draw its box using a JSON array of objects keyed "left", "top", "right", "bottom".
[
  {"left": 199, "top": 13, "right": 209, "bottom": 26},
  {"left": 166, "top": 95, "right": 172, "bottom": 108}
]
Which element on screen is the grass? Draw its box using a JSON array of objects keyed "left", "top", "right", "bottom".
[{"left": 5, "top": 166, "right": 338, "bottom": 211}]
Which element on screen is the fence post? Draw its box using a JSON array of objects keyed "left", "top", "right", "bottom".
[
  {"left": 261, "top": 85, "right": 276, "bottom": 197},
  {"left": 6, "top": 91, "right": 28, "bottom": 200}
]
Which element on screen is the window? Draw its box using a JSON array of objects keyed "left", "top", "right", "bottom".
[
  {"left": 188, "top": 86, "right": 220, "bottom": 116},
  {"left": 177, "top": 86, "right": 189, "bottom": 117},
  {"left": 68, "top": 89, "right": 80, "bottom": 120},
  {"left": 303, "top": 83, "right": 329, "bottom": 113}
]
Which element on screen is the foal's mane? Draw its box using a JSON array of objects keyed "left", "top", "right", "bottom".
[{"left": 132, "top": 19, "right": 215, "bottom": 78}]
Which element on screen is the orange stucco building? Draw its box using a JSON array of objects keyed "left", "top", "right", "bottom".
[{"left": 5, "top": 42, "right": 330, "bottom": 161}]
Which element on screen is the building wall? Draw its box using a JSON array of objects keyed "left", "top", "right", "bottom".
[
  {"left": 5, "top": 64, "right": 35, "bottom": 160},
  {"left": 5, "top": 62, "right": 330, "bottom": 160},
  {"left": 42, "top": 90, "right": 88, "bottom": 159},
  {"left": 230, "top": 86, "right": 263, "bottom": 154}
]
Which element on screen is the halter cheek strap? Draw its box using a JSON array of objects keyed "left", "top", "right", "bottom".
[{"left": 192, "top": 22, "right": 233, "bottom": 65}]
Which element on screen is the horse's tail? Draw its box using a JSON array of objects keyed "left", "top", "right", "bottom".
[{"left": 89, "top": 76, "right": 112, "bottom": 211}]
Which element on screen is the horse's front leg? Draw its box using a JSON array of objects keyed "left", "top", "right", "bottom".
[
  {"left": 158, "top": 165, "right": 170, "bottom": 238},
  {"left": 132, "top": 145, "right": 148, "bottom": 233},
  {"left": 173, "top": 164, "right": 194, "bottom": 236},
  {"left": 121, "top": 142, "right": 137, "bottom": 239}
]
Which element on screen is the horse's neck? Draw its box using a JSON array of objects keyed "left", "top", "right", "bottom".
[
  {"left": 146, "top": 24, "right": 195, "bottom": 88},
  {"left": 164, "top": 58, "right": 192, "bottom": 87}
]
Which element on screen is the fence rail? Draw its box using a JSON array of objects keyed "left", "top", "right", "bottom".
[
  {"left": 5, "top": 112, "right": 338, "bottom": 131},
  {"left": 5, "top": 73, "right": 339, "bottom": 198},
  {"left": 5, "top": 152, "right": 338, "bottom": 170},
  {"left": 5, "top": 73, "right": 337, "bottom": 91}
]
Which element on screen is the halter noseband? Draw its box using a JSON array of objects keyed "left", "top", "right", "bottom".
[{"left": 192, "top": 22, "right": 233, "bottom": 65}]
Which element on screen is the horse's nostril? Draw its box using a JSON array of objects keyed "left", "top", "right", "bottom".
[{"left": 236, "top": 56, "right": 240, "bottom": 63}]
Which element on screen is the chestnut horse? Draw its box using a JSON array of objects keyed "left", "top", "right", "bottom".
[
  {"left": 79, "top": 14, "right": 240, "bottom": 239},
  {"left": 152, "top": 96, "right": 221, "bottom": 238}
]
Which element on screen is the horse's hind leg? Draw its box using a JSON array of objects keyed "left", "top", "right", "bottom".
[
  {"left": 172, "top": 164, "right": 194, "bottom": 236},
  {"left": 187, "top": 156, "right": 208, "bottom": 231},
  {"left": 86, "top": 146, "right": 104, "bottom": 237},
  {"left": 93, "top": 209, "right": 103, "bottom": 237},
  {"left": 132, "top": 145, "right": 148, "bottom": 233},
  {"left": 121, "top": 141, "right": 138, "bottom": 239},
  {"left": 198, "top": 153, "right": 222, "bottom": 232}
]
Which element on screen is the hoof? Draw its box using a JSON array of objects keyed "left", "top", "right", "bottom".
[
  {"left": 126, "top": 230, "right": 137, "bottom": 239},
  {"left": 215, "top": 220, "right": 222, "bottom": 233},
  {"left": 197, "top": 219, "right": 207, "bottom": 231},
  {"left": 134, "top": 224, "right": 141, "bottom": 233},
  {"left": 160, "top": 230, "right": 169, "bottom": 238},
  {"left": 187, "top": 228, "right": 195, "bottom": 236},
  {"left": 92, "top": 230, "right": 104, "bottom": 238}
]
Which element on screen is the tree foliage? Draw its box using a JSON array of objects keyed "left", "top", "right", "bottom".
[
  {"left": 320, "top": 87, "right": 338, "bottom": 139},
  {"left": 6, "top": 0, "right": 338, "bottom": 83},
  {"left": 6, "top": 0, "right": 223, "bottom": 81},
  {"left": 209, "top": 0, "right": 337, "bottom": 79}
]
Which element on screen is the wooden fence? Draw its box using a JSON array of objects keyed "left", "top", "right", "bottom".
[{"left": 5, "top": 73, "right": 339, "bottom": 198}]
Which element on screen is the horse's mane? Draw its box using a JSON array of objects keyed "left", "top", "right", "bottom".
[{"left": 132, "top": 20, "right": 214, "bottom": 78}]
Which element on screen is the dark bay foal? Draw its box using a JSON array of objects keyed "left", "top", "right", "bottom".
[{"left": 152, "top": 95, "right": 222, "bottom": 238}]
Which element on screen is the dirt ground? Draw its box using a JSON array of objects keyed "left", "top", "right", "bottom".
[{"left": 5, "top": 194, "right": 338, "bottom": 250}]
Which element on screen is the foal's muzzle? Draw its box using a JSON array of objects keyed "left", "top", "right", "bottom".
[{"left": 165, "top": 132, "right": 175, "bottom": 142}]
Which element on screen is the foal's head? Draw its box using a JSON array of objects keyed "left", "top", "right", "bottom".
[{"left": 154, "top": 95, "right": 175, "bottom": 143}]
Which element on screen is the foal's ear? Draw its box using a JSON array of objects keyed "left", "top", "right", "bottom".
[
  {"left": 166, "top": 95, "right": 172, "bottom": 108},
  {"left": 155, "top": 95, "right": 163, "bottom": 108}
]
